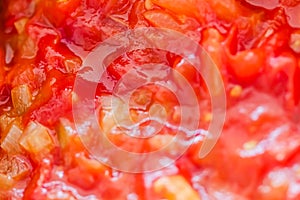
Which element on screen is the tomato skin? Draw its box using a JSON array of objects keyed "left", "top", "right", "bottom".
[
  {"left": 6, "top": 60, "right": 43, "bottom": 92},
  {"left": 191, "top": 90, "right": 298, "bottom": 197},
  {"left": 37, "top": 34, "right": 82, "bottom": 73},
  {"left": 106, "top": 49, "right": 169, "bottom": 82},
  {"left": 173, "top": 57, "right": 199, "bottom": 83},
  {"left": 67, "top": 167, "right": 97, "bottom": 190},
  {"left": 23, "top": 69, "right": 74, "bottom": 127},
  {"left": 224, "top": 25, "right": 267, "bottom": 82},
  {"left": 205, "top": 0, "right": 238, "bottom": 21},
  {"left": 28, "top": 88, "right": 73, "bottom": 127},
  {"left": 2, "top": 0, "right": 300, "bottom": 199},
  {"left": 129, "top": 1, "right": 148, "bottom": 28},
  {"left": 151, "top": 0, "right": 211, "bottom": 23},
  {"left": 61, "top": 9, "right": 103, "bottom": 50},
  {"left": 227, "top": 48, "right": 265, "bottom": 81},
  {"left": 143, "top": 10, "right": 182, "bottom": 31},
  {"left": 42, "top": 0, "right": 81, "bottom": 27}
]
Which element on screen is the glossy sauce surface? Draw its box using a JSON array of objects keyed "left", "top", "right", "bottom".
[{"left": 0, "top": 0, "right": 300, "bottom": 199}]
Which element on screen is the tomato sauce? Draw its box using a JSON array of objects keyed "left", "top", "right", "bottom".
[{"left": 0, "top": 0, "right": 300, "bottom": 199}]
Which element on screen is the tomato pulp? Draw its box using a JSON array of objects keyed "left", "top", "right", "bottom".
[{"left": 0, "top": 0, "right": 300, "bottom": 199}]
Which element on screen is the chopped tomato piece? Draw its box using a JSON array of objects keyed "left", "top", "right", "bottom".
[{"left": 1, "top": 0, "right": 300, "bottom": 199}]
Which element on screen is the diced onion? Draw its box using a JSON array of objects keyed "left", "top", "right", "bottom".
[
  {"left": 11, "top": 84, "right": 32, "bottom": 115},
  {"left": 148, "top": 134, "right": 173, "bottom": 151},
  {"left": 1, "top": 123, "right": 23, "bottom": 154},
  {"left": 19, "top": 121, "right": 54, "bottom": 156},
  {"left": 290, "top": 31, "right": 300, "bottom": 53},
  {"left": 75, "top": 155, "right": 107, "bottom": 174},
  {"left": 230, "top": 85, "right": 243, "bottom": 97},
  {"left": 0, "top": 114, "right": 15, "bottom": 133},
  {"left": 100, "top": 109, "right": 116, "bottom": 134},
  {"left": 149, "top": 104, "right": 167, "bottom": 120},
  {"left": 14, "top": 18, "right": 28, "bottom": 34},
  {"left": 57, "top": 118, "right": 75, "bottom": 149},
  {"left": 154, "top": 175, "right": 201, "bottom": 200},
  {"left": 99, "top": 96, "right": 126, "bottom": 133},
  {"left": 145, "top": 0, "right": 154, "bottom": 10},
  {"left": 21, "top": 37, "right": 37, "bottom": 59},
  {"left": 5, "top": 43, "right": 14, "bottom": 64}
]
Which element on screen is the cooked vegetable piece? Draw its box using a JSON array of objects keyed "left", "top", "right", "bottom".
[
  {"left": 0, "top": 0, "right": 300, "bottom": 199},
  {"left": 19, "top": 121, "right": 54, "bottom": 156},
  {"left": 11, "top": 84, "right": 32, "bottom": 115},
  {"left": 1, "top": 123, "right": 23, "bottom": 154},
  {"left": 154, "top": 175, "right": 201, "bottom": 200}
]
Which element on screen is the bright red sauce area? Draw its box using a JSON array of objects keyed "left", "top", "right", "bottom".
[{"left": 0, "top": 0, "right": 300, "bottom": 199}]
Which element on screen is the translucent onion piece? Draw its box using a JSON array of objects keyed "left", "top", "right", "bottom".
[
  {"left": 145, "top": 0, "right": 154, "bottom": 10},
  {"left": 100, "top": 109, "right": 116, "bottom": 134},
  {"left": 75, "top": 155, "right": 107, "bottom": 174},
  {"left": 290, "top": 31, "right": 300, "bottom": 53},
  {"left": 5, "top": 43, "right": 14, "bottom": 64},
  {"left": 21, "top": 37, "right": 38, "bottom": 59},
  {"left": 14, "top": 18, "right": 28, "bottom": 34},
  {"left": 19, "top": 121, "right": 54, "bottom": 155},
  {"left": 0, "top": 114, "right": 15, "bottom": 133},
  {"left": 11, "top": 84, "right": 32, "bottom": 115},
  {"left": 148, "top": 134, "right": 174, "bottom": 151},
  {"left": 57, "top": 118, "right": 76, "bottom": 149},
  {"left": 154, "top": 175, "right": 201, "bottom": 200},
  {"left": 1, "top": 124, "right": 23, "bottom": 154}
]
